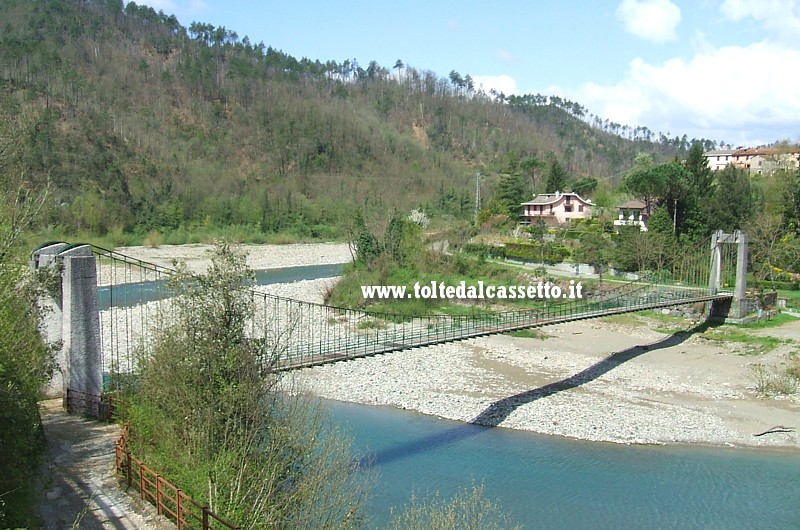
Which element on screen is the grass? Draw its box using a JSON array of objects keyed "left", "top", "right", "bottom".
[
  {"left": 597, "top": 310, "right": 695, "bottom": 329},
  {"left": 750, "top": 364, "right": 799, "bottom": 396},
  {"left": 507, "top": 328, "right": 549, "bottom": 339},
  {"left": 597, "top": 313, "right": 641, "bottom": 325},
  {"left": 698, "top": 326, "right": 787, "bottom": 355},
  {"left": 735, "top": 312, "right": 798, "bottom": 329},
  {"left": 357, "top": 319, "right": 384, "bottom": 330},
  {"left": 776, "top": 289, "right": 800, "bottom": 310}
]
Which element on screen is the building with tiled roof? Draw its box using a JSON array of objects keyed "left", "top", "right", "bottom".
[
  {"left": 614, "top": 199, "right": 649, "bottom": 232},
  {"left": 520, "top": 191, "right": 593, "bottom": 226},
  {"left": 704, "top": 146, "right": 800, "bottom": 175}
]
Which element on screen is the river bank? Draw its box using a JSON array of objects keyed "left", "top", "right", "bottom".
[
  {"left": 113, "top": 241, "right": 353, "bottom": 272},
  {"left": 111, "top": 242, "right": 800, "bottom": 450},
  {"left": 292, "top": 313, "right": 800, "bottom": 449}
]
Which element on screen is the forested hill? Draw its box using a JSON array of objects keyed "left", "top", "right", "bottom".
[{"left": 1, "top": 0, "right": 696, "bottom": 240}]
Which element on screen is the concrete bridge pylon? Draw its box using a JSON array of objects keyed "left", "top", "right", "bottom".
[
  {"left": 708, "top": 230, "right": 748, "bottom": 321},
  {"left": 31, "top": 243, "right": 102, "bottom": 401}
]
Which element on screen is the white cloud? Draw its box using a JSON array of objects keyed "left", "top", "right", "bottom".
[
  {"left": 721, "top": 0, "right": 800, "bottom": 41},
  {"left": 574, "top": 41, "right": 800, "bottom": 144},
  {"left": 472, "top": 75, "right": 519, "bottom": 97},
  {"left": 616, "top": 0, "right": 681, "bottom": 42}
]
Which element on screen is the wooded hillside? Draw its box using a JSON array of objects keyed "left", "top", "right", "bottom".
[{"left": 0, "top": 0, "right": 702, "bottom": 240}]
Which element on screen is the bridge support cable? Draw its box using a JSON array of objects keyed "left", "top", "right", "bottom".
[{"left": 36, "top": 235, "right": 746, "bottom": 381}]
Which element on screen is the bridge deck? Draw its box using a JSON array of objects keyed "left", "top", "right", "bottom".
[{"left": 277, "top": 293, "right": 731, "bottom": 371}]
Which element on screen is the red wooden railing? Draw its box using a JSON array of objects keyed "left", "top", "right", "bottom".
[{"left": 67, "top": 389, "right": 240, "bottom": 530}]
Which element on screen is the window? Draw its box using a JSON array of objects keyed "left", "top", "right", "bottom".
[
  {"left": 564, "top": 205, "right": 574, "bottom": 212},
  {"left": 578, "top": 205, "right": 584, "bottom": 212}
]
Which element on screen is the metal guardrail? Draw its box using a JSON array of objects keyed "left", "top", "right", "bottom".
[
  {"left": 66, "top": 389, "right": 240, "bottom": 530},
  {"left": 65, "top": 388, "right": 124, "bottom": 421}
]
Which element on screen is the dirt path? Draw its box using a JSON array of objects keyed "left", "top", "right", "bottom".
[{"left": 34, "top": 400, "right": 172, "bottom": 530}]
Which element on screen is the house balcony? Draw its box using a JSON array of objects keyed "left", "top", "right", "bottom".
[{"left": 613, "top": 216, "right": 648, "bottom": 232}]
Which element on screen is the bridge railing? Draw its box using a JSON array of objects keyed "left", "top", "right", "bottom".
[
  {"left": 268, "top": 277, "right": 718, "bottom": 369},
  {"left": 87, "top": 239, "right": 728, "bottom": 373}
]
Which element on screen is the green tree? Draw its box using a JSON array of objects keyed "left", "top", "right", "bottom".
[
  {"left": 0, "top": 258, "right": 54, "bottom": 529},
  {"left": 527, "top": 218, "right": 547, "bottom": 243},
  {"left": 747, "top": 212, "right": 786, "bottom": 284},
  {"left": 544, "top": 158, "right": 568, "bottom": 193},
  {"left": 624, "top": 161, "right": 692, "bottom": 235},
  {"left": 131, "top": 243, "right": 369, "bottom": 529},
  {"left": 684, "top": 141, "right": 713, "bottom": 198},
  {"left": 0, "top": 114, "right": 55, "bottom": 528},
  {"left": 785, "top": 169, "right": 800, "bottom": 229},
  {"left": 708, "top": 165, "right": 754, "bottom": 232},
  {"left": 519, "top": 156, "right": 545, "bottom": 190},
  {"left": 571, "top": 176, "right": 598, "bottom": 196},
  {"left": 574, "top": 231, "right": 613, "bottom": 282},
  {"left": 622, "top": 153, "right": 658, "bottom": 214},
  {"left": 384, "top": 212, "right": 422, "bottom": 266},
  {"left": 648, "top": 206, "right": 673, "bottom": 235},
  {"left": 494, "top": 172, "right": 531, "bottom": 218},
  {"left": 351, "top": 210, "right": 382, "bottom": 266},
  {"left": 610, "top": 226, "right": 640, "bottom": 272}
]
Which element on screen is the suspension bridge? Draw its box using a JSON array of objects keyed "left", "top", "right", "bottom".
[{"left": 32, "top": 231, "right": 750, "bottom": 397}]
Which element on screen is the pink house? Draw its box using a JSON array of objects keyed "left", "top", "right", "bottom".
[{"left": 520, "top": 191, "right": 593, "bottom": 226}]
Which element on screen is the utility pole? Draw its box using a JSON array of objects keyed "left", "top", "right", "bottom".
[
  {"left": 474, "top": 172, "right": 481, "bottom": 223},
  {"left": 673, "top": 198, "right": 678, "bottom": 235}
]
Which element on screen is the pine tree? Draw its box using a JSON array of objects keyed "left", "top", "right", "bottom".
[{"left": 544, "top": 158, "right": 568, "bottom": 193}]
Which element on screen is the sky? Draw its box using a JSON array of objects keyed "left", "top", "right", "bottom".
[{"left": 133, "top": 0, "right": 800, "bottom": 147}]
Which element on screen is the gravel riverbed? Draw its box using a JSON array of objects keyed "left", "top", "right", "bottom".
[{"left": 107, "top": 243, "right": 800, "bottom": 450}]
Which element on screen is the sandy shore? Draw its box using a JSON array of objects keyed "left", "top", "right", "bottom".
[{"left": 109, "top": 243, "right": 800, "bottom": 450}]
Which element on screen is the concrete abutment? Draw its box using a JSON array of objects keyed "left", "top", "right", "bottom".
[{"left": 31, "top": 243, "right": 102, "bottom": 400}]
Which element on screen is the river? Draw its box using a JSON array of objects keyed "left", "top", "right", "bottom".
[
  {"left": 101, "top": 262, "right": 800, "bottom": 528},
  {"left": 97, "top": 263, "right": 344, "bottom": 309},
  {"left": 327, "top": 399, "right": 799, "bottom": 529}
]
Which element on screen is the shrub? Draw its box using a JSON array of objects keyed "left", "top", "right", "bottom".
[
  {"left": 504, "top": 242, "right": 570, "bottom": 264},
  {"left": 750, "top": 364, "right": 798, "bottom": 396},
  {"left": 143, "top": 230, "right": 163, "bottom": 248},
  {"left": 130, "top": 243, "right": 369, "bottom": 528},
  {"left": 386, "top": 484, "right": 521, "bottom": 530},
  {"left": 0, "top": 263, "right": 55, "bottom": 528}
]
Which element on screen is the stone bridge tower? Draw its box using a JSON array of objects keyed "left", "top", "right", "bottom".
[
  {"left": 31, "top": 243, "right": 102, "bottom": 400},
  {"left": 708, "top": 230, "right": 749, "bottom": 321}
]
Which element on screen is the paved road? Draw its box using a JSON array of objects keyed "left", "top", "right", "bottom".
[{"left": 34, "top": 400, "right": 172, "bottom": 530}]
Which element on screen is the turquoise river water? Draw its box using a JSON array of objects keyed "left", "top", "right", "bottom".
[{"left": 326, "top": 400, "right": 800, "bottom": 529}]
